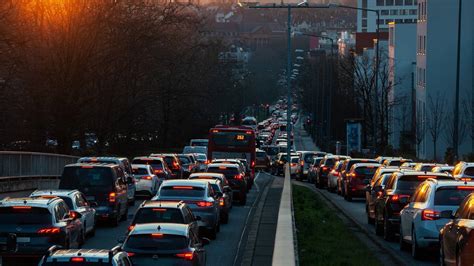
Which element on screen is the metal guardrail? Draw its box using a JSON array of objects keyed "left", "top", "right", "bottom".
[
  {"left": 0, "top": 151, "right": 78, "bottom": 177},
  {"left": 272, "top": 165, "right": 296, "bottom": 266},
  {"left": 0, "top": 175, "right": 60, "bottom": 193}
]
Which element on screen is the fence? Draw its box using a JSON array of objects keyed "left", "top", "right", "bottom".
[{"left": 0, "top": 151, "right": 78, "bottom": 177}]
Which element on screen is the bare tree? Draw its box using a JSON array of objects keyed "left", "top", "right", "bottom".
[{"left": 426, "top": 93, "right": 446, "bottom": 160}]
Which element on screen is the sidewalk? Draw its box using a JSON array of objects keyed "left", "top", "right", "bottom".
[{"left": 240, "top": 175, "right": 283, "bottom": 266}]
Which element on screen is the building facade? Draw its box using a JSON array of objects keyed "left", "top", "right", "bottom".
[{"left": 357, "top": 0, "right": 418, "bottom": 32}]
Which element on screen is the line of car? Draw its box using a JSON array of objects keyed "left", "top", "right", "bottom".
[
  {"left": 296, "top": 153, "right": 474, "bottom": 264},
  {"left": 0, "top": 138, "right": 257, "bottom": 265}
]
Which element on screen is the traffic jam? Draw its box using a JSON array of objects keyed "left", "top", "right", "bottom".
[{"left": 1, "top": 99, "right": 474, "bottom": 266}]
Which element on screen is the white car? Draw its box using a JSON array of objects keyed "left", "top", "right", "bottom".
[
  {"left": 400, "top": 179, "right": 474, "bottom": 258},
  {"left": 289, "top": 156, "right": 300, "bottom": 177},
  {"left": 30, "top": 189, "right": 96, "bottom": 236},
  {"left": 327, "top": 161, "right": 344, "bottom": 192},
  {"left": 131, "top": 164, "right": 161, "bottom": 197}
]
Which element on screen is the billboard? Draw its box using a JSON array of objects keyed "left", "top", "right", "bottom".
[{"left": 346, "top": 121, "right": 362, "bottom": 155}]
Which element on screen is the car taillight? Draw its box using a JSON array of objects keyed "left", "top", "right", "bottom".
[
  {"left": 172, "top": 161, "right": 180, "bottom": 169},
  {"left": 291, "top": 163, "right": 297, "bottom": 167},
  {"left": 251, "top": 161, "right": 255, "bottom": 167},
  {"left": 322, "top": 166, "right": 328, "bottom": 171},
  {"left": 70, "top": 257, "right": 85, "bottom": 262},
  {"left": 38, "top": 227, "right": 60, "bottom": 234},
  {"left": 127, "top": 252, "right": 135, "bottom": 257},
  {"left": 219, "top": 198, "right": 225, "bottom": 206},
  {"left": 189, "top": 165, "right": 193, "bottom": 171},
  {"left": 154, "top": 169, "right": 163, "bottom": 174},
  {"left": 422, "top": 209, "right": 440, "bottom": 220},
  {"left": 391, "top": 194, "right": 410, "bottom": 203},
  {"left": 109, "top": 192, "right": 116, "bottom": 203},
  {"left": 143, "top": 176, "right": 152, "bottom": 180},
  {"left": 333, "top": 172, "right": 340, "bottom": 176},
  {"left": 176, "top": 252, "right": 194, "bottom": 261},
  {"left": 234, "top": 174, "right": 243, "bottom": 180},
  {"left": 128, "top": 225, "right": 135, "bottom": 231},
  {"left": 196, "top": 201, "right": 213, "bottom": 207},
  {"left": 205, "top": 160, "right": 210, "bottom": 164},
  {"left": 300, "top": 161, "right": 304, "bottom": 166}
]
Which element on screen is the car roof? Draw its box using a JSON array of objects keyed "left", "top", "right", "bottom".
[
  {"left": 161, "top": 179, "right": 209, "bottom": 188},
  {"left": 140, "top": 200, "right": 186, "bottom": 208},
  {"left": 395, "top": 171, "right": 451, "bottom": 177},
  {"left": 30, "top": 189, "right": 79, "bottom": 198},
  {"left": 130, "top": 223, "right": 189, "bottom": 237},
  {"left": 65, "top": 163, "right": 117, "bottom": 168},
  {"left": 189, "top": 173, "right": 225, "bottom": 178},
  {"left": 352, "top": 163, "right": 381, "bottom": 168},
  {"left": 131, "top": 164, "right": 151, "bottom": 168},
  {"left": 0, "top": 197, "right": 61, "bottom": 208},
  {"left": 208, "top": 163, "right": 239, "bottom": 168},
  {"left": 78, "top": 157, "right": 126, "bottom": 162},
  {"left": 427, "top": 179, "right": 474, "bottom": 187}
]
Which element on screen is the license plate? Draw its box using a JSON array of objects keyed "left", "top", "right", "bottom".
[{"left": 17, "top": 237, "right": 30, "bottom": 243}]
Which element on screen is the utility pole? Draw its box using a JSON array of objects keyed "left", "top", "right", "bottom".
[{"left": 453, "top": 0, "right": 463, "bottom": 159}]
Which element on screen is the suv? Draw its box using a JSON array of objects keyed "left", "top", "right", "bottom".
[
  {"left": 413, "top": 163, "right": 446, "bottom": 172},
  {"left": 153, "top": 179, "right": 221, "bottom": 239},
  {"left": 308, "top": 157, "right": 324, "bottom": 184},
  {"left": 151, "top": 154, "right": 184, "bottom": 179},
  {"left": 316, "top": 155, "right": 345, "bottom": 189},
  {"left": 373, "top": 171, "right": 453, "bottom": 240},
  {"left": 128, "top": 201, "right": 199, "bottom": 237},
  {"left": 207, "top": 163, "right": 247, "bottom": 205},
  {"left": 132, "top": 156, "right": 172, "bottom": 180},
  {"left": 131, "top": 164, "right": 161, "bottom": 197},
  {"left": 452, "top": 161, "right": 474, "bottom": 180},
  {"left": 339, "top": 158, "right": 378, "bottom": 197},
  {"left": 122, "top": 223, "right": 208, "bottom": 266},
  {"left": 400, "top": 179, "right": 474, "bottom": 258},
  {"left": 30, "top": 190, "right": 96, "bottom": 237},
  {"left": 38, "top": 246, "right": 131, "bottom": 265},
  {"left": 366, "top": 167, "right": 400, "bottom": 224},
  {"left": 274, "top": 153, "right": 300, "bottom": 176},
  {"left": 0, "top": 197, "right": 83, "bottom": 257},
  {"left": 298, "top": 151, "right": 326, "bottom": 181},
  {"left": 59, "top": 163, "right": 129, "bottom": 226},
  {"left": 78, "top": 157, "right": 135, "bottom": 206},
  {"left": 255, "top": 149, "right": 270, "bottom": 171},
  {"left": 344, "top": 163, "right": 381, "bottom": 201}
]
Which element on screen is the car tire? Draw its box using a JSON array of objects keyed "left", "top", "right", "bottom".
[
  {"left": 399, "top": 227, "right": 410, "bottom": 251},
  {"left": 375, "top": 212, "right": 383, "bottom": 236},
  {"left": 383, "top": 213, "right": 393, "bottom": 241},
  {"left": 411, "top": 228, "right": 421, "bottom": 259}
]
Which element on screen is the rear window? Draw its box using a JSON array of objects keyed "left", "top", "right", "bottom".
[
  {"left": 132, "top": 168, "right": 148, "bottom": 175},
  {"left": 304, "top": 154, "right": 315, "bottom": 163},
  {"left": 435, "top": 187, "right": 474, "bottom": 206},
  {"left": 464, "top": 167, "right": 474, "bottom": 176},
  {"left": 60, "top": 167, "right": 114, "bottom": 191},
  {"left": 163, "top": 157, "right": 174, "bottom": 166},
  {"left": 324, "top": 158, "right": 335, "bottom": 167},
  {"left": 124, "top": 234, "right": 187, "bottom": 251},
  {"left": 211, "top": 131, "right": 251, "bottom": 147},
  {"left": 389, "top": 161, "right": 403, "bottom": 166},
  {"left": 178, "top": 156, "right": 191, "bottom": 164},
  {"left": 421, "top": 165, "right": 435, "bottom": 172},
  {"left": 134, "top": 208, "right": 184, "bottom": 224},
  {"left": 314, "top": 159, "right": 323, "bottom": 165},
  {"left": 160, "top": 186, "right": 205, "bottom": 198},
  {"left": 354, "top": 166, "right": 377, "bottom": 177},
  {"left": 0, "top": 207, "right": 51, "bottom": 225},
  {"left": 256, "top": 152, "right": 267, "bottom": 158},
  {"left": 347, "top": 160, "right": 377, "bottom": 170},
  {"left": 291, "top": 157, "right": 299, "bottom": 163},
  {"left": 132, "top": 159, "right": 163, "bottom": 170},
  {"left": 397, "top": 175, "right": 427, "bottom": 191},
  {"left": 263, "top": 147, "right": 279, "bottom": 156},
  {"left": 207, "top": 167, "right": 240, "bottom": 178}
]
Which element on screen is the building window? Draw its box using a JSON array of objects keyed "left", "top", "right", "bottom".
[
  {"left": 390, "top": 9, "right": 399, "bottom": 15},
  {"left": 381, "top": 10, "right": 389, "bottom": 15},
  {"left": 417, "top": 3, "right": 421, "bottom": 19},
  {"left": 376, "top": 0, "right": 384, "bottom": 6},
  {"left": 395, "top": 0, "right": 404, "bottom": 5},
  {"left": 395, "top": 19, "right": 403, "bottom": 23},
  {"left": 377, "top": 19, "right": 385, "bottom": 25},
  {"left": 362, "top": 10, "right": 367, "bottom": 17},
  {"left": 385, "top": 19, "right": 393, "bottom": 24},
  {"left": 362, "top": 19, "right": 367, "bottom": 27},
  {"left": 404, "top": 18, "right": 413, "bottom": 23},
  {"left": 410, "top": 9, "right": 417, "bottom": 16},
  {"left": 386, "top": 0, "right": 394, "bottom": 6},
  {"left": 405, "top": 0, "right": 413, "bottom": 5},
  {"left": 362, "top": 0, "right": 368, "bottom": 8}
]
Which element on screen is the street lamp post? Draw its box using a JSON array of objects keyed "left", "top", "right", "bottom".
[{"left": 330, "top": 3, "right": 380, "bottom": 153}]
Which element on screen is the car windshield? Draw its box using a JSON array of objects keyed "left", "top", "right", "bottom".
[
  {"left": 60, "top": 167, "right": 113, "bottom": 191},
  {"left": 0, "top": 207, "right": 51, "bottom": 225},
  {"left": 389, "top": 161, "right": 403, "bottom": 166},
  {"left": 160, "top": 186, "right": 205, "bottom": 198},
  {"left": 134, "top": 208, "right": 184, "bottom": 224},
  {"left": 124, "top": 234, "right": 187, "bottom": 251},
  {"left": 132, "top": 168, "right": 148, "bottom": 175},
  {"left": 435, "top": 187, "right": 474, "bottom": 206},
  {"left": 420, "top": 165, "right": 435, "bottom": 171}
]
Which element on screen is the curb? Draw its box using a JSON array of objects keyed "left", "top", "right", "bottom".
[{"left": 297, "top": 182, "right": 410, "bottom": 266}]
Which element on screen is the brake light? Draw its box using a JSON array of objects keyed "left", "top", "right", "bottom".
[
  {"left": 189, "top": 165, "right": 193, "bottom": 171},
  {"left": 219, "top": 166, "right": 227, "bottom": 170},
  {"left": 172, "top": 161, "right": 180, "bottom": 169},
  {"left": 300, "top": 161, "right": 304, "bottom": 166},
  {"left": 108, "top": 192, "right": 116, "bottom": 203},
  {"left": 81, "top": 165, "right": 94, "bottom": 169},
  {"left": 252, "top": 161, "right": 255, "bottom": 167},
  {"left": 151, "top": 233, "right": 164, "bottom": 238},
  {"left": 234, "top": 174, "right": 243, "bottom": 180},
  {"left": 154, "top": 169, "right": 163, "bottom": 174},
  {"left": 143, "top": 176, "right": 152, "bottom": 180},
  {"left": 246, "top": 131, "right": 253, "bottom": 134},
  {"left": 127, "top": 252, "right": 135, "bottom": 257},
  {"left": 176, "top": 252, "right": 194, "bottom": 261},
  {"left": 322, "top": 166, "right": 328, "bottom": 171},
  {"left": 152, "top": 208, "right": 167, "bottom": 212},
  {"left": 291, "top": 163, "right": 297, "bottom": 167},
  {"left": 70, "top": 257, "right": 85, "bottom": 262},
  {"left": 173, "top": 186, "right": 193, "bottom": 190},
  {"left": 205, "top": 160, "right": 210, "bottom": 164},
  {"left": 13, "top": 206, "right": 31, "bottom": 209},
  {"left": 333, "top": 172, "right": 340, "bottom": 176},
  {"left": 457, "top": 186, "right": 474, "bottom": 190},
  {"left": 219, "top": 198, "right": 225, "bottom": 206},
  {"left": 391, "top": 194, "right": 410, "bottom": 202},
  {"left": 212, "top": 129, "right": 219, "bottom": 133},
  {"left": 422, "top": 209, "right": 440, "bottom": 220},
  {"left": 460, "top": 178, "right": 472, "bottom": 181},
  {"left": 196, "top": 201, "right": 213, "bottom": 207},
  {"left": 38, "top": 227, "right": 60, "bottom": 234},
  {"left": 128, "top": 225, "right": 135, "bottom": 231}
]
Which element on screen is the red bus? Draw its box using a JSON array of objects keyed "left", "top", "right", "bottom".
[{"left": 207, "top": 126, "right": 256, "bottom": 178}]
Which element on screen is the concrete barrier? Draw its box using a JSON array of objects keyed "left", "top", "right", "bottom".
[
  {"left": 0, "top": 175, "right": 60, "bottom": 193},
  {"left": 272, "top": 165, "right": 296, "bottom": 266},
  {"left": 0, "top": 151, "right": 78, "bottom": 177}
]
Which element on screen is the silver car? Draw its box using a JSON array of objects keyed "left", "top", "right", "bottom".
[{"left": 153, "top": 179, "right": 221, "bottom": 239}]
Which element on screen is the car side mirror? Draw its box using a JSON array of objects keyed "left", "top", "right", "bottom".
[
  {"left": 117, "top": 236, "right": 126, "bottom": 244},
  {"left": 195, "top": 216, "right": 202, "bottom": 221},
  {"left": 201, "top": 237, "right": 211, "bottom": 246},
  {"left": 440, "top": 210, "right": 455, "bottom": 219}
]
